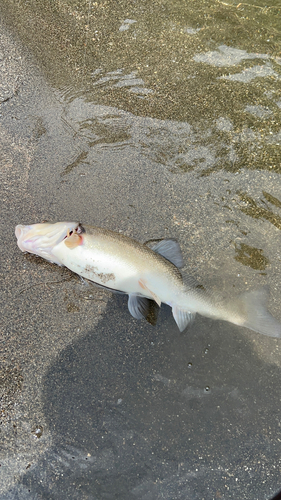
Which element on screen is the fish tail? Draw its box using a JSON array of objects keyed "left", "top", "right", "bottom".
[
  {"left": 229, "top": 287, "right": 281, "bottom": 338},
  {"left": 172, "top": 285, "right": 281, "bottom": 337}
]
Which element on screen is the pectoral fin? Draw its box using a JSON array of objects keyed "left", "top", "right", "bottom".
[
  {"left": 138, "top": 279, "right": 161, "bottom": 306},
  {"left": 64, "top": 232, "right": 82, "bottom": 249}
]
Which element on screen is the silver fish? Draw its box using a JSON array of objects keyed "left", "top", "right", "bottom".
[{"left": 15, "top": 221, "right": 281, "bottom": 337}]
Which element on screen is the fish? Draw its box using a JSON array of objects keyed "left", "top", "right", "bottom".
[{"left": 15, "top": 221, "right": 281, "bottom": 337}]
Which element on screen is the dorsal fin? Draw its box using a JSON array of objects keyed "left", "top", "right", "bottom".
[{"left": 151, "top": 239, "right": 184, "bottom": 268}]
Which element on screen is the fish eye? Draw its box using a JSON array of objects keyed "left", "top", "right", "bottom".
[
  {"left": 63, "top": 225, "right": 85, "bottom": 240},
  {"left": 76, "top": 224, "right": 85, "bottom": 234}
]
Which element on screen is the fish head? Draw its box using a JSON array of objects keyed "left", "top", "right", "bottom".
[{"left": 15, "top": 221, "right": 79, "bottom": 264}]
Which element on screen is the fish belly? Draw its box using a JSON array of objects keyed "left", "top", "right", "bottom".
[{"left": 52, "top": 240, "right": 146, "bottom": 295}]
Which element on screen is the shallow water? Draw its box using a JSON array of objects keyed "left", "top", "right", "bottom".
[{"left": 0, "top": 0, "right": 281, "bottom": 498}]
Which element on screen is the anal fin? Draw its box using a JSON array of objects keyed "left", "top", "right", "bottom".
[{"left": 172, "top": 306, "right": 196, "bottom": 332}]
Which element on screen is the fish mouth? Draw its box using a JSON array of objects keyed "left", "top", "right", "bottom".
[{"left": 15, "top": 221, "right": 79, "bottom": 264}]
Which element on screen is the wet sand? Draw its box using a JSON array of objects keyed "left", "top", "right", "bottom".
[{"left": 1, "top": 2, "right": 281, "bottom": 498}]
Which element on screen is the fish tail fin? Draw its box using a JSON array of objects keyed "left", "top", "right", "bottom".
[{"left": 230, "top": 287, "right": 281, "bottom": 338}]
